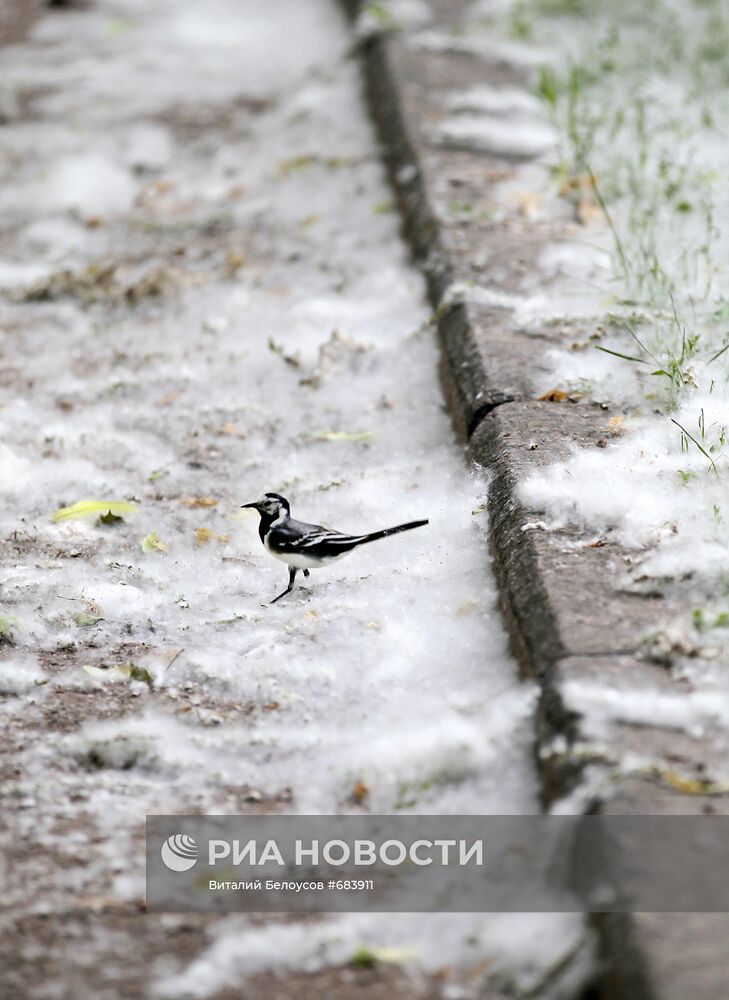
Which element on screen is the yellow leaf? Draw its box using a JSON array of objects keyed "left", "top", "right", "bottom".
[
  {"left": 371, "top": 947, "right": 419, "bottom": 964},
  {"left": 52, "top": 500, "right": 138, "bottom": 523},
  {"left": 313, "top": 430, "right": 375, "bottom": 442},
  {"left": 277, "top": 154, "right": 316, "bottom": 175},
  {"left": 83, "top": 663, "right": 152, "bottom": 685},
  {"left": 231, "top": 509, "right": 257, "bottom": 520},
  {"left": 83, "top": 664, "right": 129, "bottom": 682},
  {"left": 103, "top": 17, "right": 135, "bottom": 37},
  {"left": 141, "top": 531, "right": 168, "bottom": 553},
  {"left": 373, "top": 199, "right": 394, "bottom": 215},
  {"left": 660, "top": 769, "right": 729, "bottom": 796}
]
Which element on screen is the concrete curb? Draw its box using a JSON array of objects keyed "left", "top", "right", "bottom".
[{"left": 340, "top": 4, "right": 729, "bottom": 998}]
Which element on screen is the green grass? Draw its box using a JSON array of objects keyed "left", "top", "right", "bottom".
[{"left": 516, "top": 0, "right": 729, "bottom": 469}]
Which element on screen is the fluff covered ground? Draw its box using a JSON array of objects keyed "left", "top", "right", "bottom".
[
  {"left": 0, "top": 1, "right": 588, "bottom": 998},
  {"left": 414, "top": 0, "right": 729, "bottom": 777}
]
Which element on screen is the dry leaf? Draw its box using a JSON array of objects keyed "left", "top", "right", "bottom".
[
  {"left": 462, "top": 957, "right": 496, "bottom": 984},
  {"left": 577, "top": 198, "right": 601, "bottom": 225},
  {"left": 182, "top": 497, "right": 219, "bottom": 508},
  {"left": 224, "top": 249, "right": 246, "bottom": 275},
  {"left": 156, "top": 390, "right": 181, "bottom": 407},
  {"left": 537, "top": 388, "right": 568, "bottom": 402},
  {"left": 517, "top": 191, "right": 541, "bottom": 218},
  {"left": 351, "top": 781, "right": 369, "bottom": 805},
  {"left": 136, "top": 178, "right": 177, "bottom": 211},
  {"left": 195, "top": 527, "right": 229, "bottom": 545},
  {"left": 74, "top": 602, "right": 105, "bottom": 627},
  {"left": 606, "top": 415, "right": 625, "bottom": 438},
  {"left": 559, "top": 173, "right": 592, "bottom": 195},
  {"left": 74, "top": 895, "right": 116, "bottom": 912},
  {"left": 220, "top": 422, "right": 238, "bottom": 435}
]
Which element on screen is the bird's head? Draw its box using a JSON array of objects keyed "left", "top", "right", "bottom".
[{"left": 241, "top": 492, "right": 290, "bottom": 519}]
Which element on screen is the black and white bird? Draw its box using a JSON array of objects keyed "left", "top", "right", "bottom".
[{"left": 241, "top": 492, "right": 428, "bottom": 604}]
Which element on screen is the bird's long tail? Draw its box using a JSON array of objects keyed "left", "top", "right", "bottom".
[{"left": 356, "top": 519, "right": 429, "bottom": 545}]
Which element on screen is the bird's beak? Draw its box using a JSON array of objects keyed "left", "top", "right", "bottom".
[{"left": 241, "top": 502, "right": 258, "bottom": 509}]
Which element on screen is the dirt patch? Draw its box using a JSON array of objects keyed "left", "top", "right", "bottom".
[
  {"left": 0, "top": 911, "right": 443, "bottom": 1000},
  {"left": 0, "top": 0, "right": 42, "bottom": 48}
]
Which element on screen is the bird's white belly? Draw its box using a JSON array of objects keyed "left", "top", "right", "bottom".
[
  {"left": 264, "top": 535, "right": 342, "bottom": 570},
  {"left": 274, "top": 551, "right": 323, "bottom": 570}
]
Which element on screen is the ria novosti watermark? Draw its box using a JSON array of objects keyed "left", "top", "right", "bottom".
[
  {"left": 164, "top": 832, "right": 486, "bottom": 870},
  {"left": 147, "top": 814, "right": 729, "bottom": 913}
]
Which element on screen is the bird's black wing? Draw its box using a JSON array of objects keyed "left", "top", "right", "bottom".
[{"left": 268, "top": 518, "right": 365, "bottom": 557}]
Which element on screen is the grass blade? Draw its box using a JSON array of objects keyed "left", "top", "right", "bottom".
[
  {"left": 671, "top": 418, "right": 718, "bottom": 476},
  {"left": 595, "top": 345, "right": 648, "bottom": 364}
]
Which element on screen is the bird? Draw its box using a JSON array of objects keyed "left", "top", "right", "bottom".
[{"left": 241, "top": 492, "right": 429, "bottom": 604}]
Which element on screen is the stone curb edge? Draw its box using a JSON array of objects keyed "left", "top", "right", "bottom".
[{"left": 338, "top": 6, "right": 657, "bottom": 998}]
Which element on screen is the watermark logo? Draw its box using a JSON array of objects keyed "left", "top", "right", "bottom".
[{"left": 161, "top": 834, "right": 199, "bottom": 872}]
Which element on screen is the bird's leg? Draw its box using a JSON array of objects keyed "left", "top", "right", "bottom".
[
  {"left": 270, "top": 567, "right": 297, "bottom": 604},
  {"left": 303, "top": 569, "right": 310, "bottom": 578}
]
